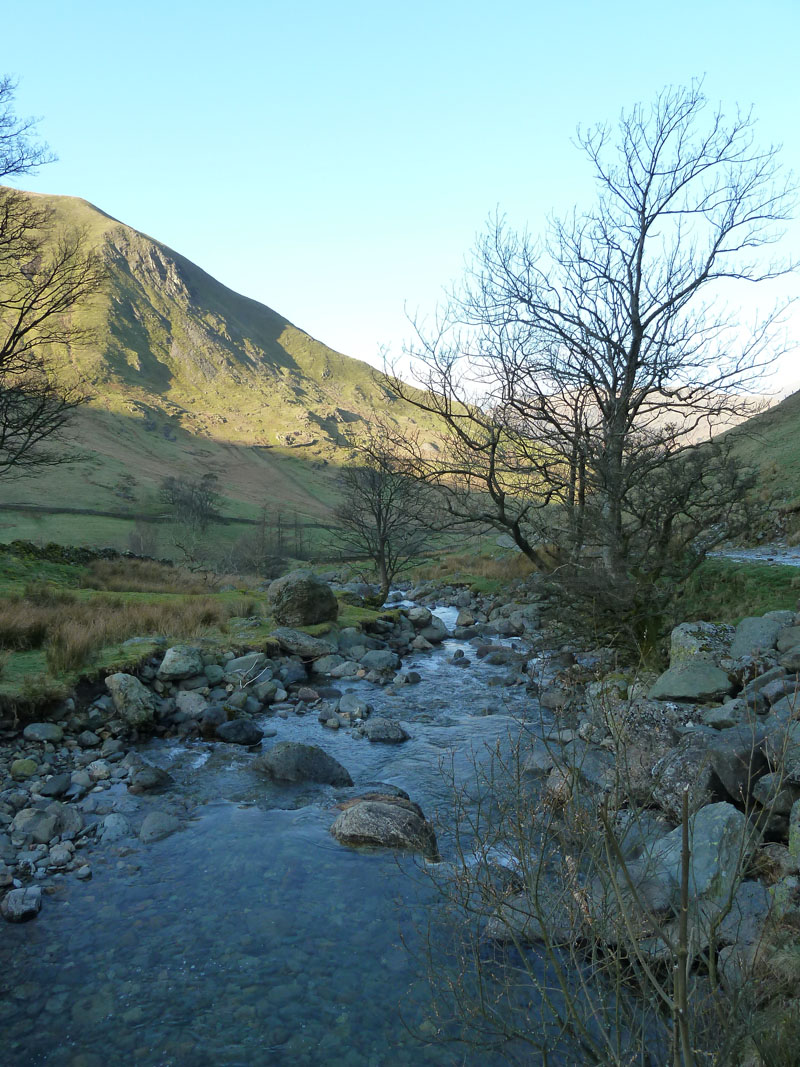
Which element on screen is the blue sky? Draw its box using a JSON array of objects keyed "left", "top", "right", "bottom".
[{"left": 4, "top": 0, "right": 799, "bottom": 389}]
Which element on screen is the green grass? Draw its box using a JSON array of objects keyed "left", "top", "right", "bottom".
[
  {"left": 0, "top": 548, "right": 390, "bottom": 715},
  {"left": 675, "top": 558, "right": 800, "bottom": 624}
]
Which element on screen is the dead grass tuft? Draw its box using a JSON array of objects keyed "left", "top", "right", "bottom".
[{"left": 79, "top": 558, "right": 219, "bottom": 594}]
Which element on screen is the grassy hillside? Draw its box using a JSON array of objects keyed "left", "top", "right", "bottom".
[
  {"left": 0, "top": 189, "right": 439, "bottom": 554},
  {"left": 725, "top": 388, "right": 800, "bottom": 540}
]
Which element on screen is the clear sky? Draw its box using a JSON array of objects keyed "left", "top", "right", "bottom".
[{"left": 4, "top": 0, "right": 799, "bottom": 391}]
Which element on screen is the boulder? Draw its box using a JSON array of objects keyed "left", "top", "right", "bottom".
[
  {"left": 22, "top": 722, "right": 64, "bottom": 743},
  {"left": 127, "top": 761, "right": 174, "bottom": 794},
  {"left": 330, "top": 795, "right": 438, "bottom": 859},
  {"left": 777, "top": 626, "right": 800, "bottom": 654},
  {"left": 254, "top": 742, "right": 353, "bottom": 786},
  {"left": 268, "top": 571, "right": 338, "bottom": 626},
  {"left": 669, "top": 621, "right": 733, "bottom": 667},
  {"left": 730, "top": 616, "right": 783, "bottom": 660},
  {"left": 215, "top": 719, "right": 264, "bottom": 746},
  {"left": 139, "top": 811, "right": 181, "bottom": 843},
  {"left": 360, "top": 717, "right": 410, "bottom": 743},
  {"left": 419, "top": 617, "right": 449, "bottom": 644},
  {"left": 359, "top": 649, "right": 400, "bottom": 672},
  {"left": 338, "top": 692, "right": 371, "bottom": 719},
  {"left": 225, "top": 652, "right": 268, "bottom": 677},
  {"left": 105, "top": 673, "right": 157, "bottom": 728},
  {"left": 270, "top": 627, "right": 337, "bottom": 660},
  {"left": 651, "top": 734, "right": 721, "bottom": 820},
  {"left": 648, "top": 662, "right": 734, "bottom": 703},
  {"left": 174, "top": 690, "right": 209, "bottom": 719},
  {"left": 1, "top": 886, "right": 42, "bottom": 923},
  {"left": 10, "top": 808, "right": 57, "bottom": 845},
  {"left": 406, "top": 606, "right": 432, "bottom": 628},
  {"left": 157, "top": 645, "right": 205, "bottom": 681},
  {"left": 650, "top": 802, "right": 752, "bottom": 910}
]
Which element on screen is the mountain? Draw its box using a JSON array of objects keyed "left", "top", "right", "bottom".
[{"left": 0, "top": 190, "right": 434, "bottom": 554}]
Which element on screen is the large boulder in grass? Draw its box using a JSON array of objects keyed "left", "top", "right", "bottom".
[
  {"left": 253, "top": 742, "right": 352, "bottom": 786},
  {"left": 330, "top": 794, "right": 439, "bottom": 860},
  {"left": 105, "top": 673, "right": 157, "bottom": 728},
  {"left": 268, "top": 571, "right": 338, "bottom": 627}
]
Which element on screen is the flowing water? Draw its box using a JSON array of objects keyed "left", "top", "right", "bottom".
[{"left": 1, "top": 608, "right": 545, "bottom": 1066}]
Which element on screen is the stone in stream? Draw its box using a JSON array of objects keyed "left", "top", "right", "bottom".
[
  {"left": 330, "top": 795, "right": 439, "bottom": 860},
  {"left": 1, "top": 885, "right": 42, "bottom": 923},
  {"left": 105, "top": 673, "right": 158, "bottom": 728},
  {"left": 127, "top": 760, "right": 174, "bottom": 794},
  {"left": 268, "top": 570, "right": 338, "bottom": 626},
  {"left": 253, "top": 742, "right": 353, "bottom": 786},
  {"left": 139, "top": 811, "right": 181, "bottom": 843},
  {"left": 359, "top": 717, "right": 410, "bottom": 744},
  {"left": 215, "top": 719, "right": 264, "bottom": 746},
  {"left": 359, "top": 649, "right": 400, "bottom": 672}
]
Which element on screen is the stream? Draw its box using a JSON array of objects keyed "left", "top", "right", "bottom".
[{"left": 1, "top": 606, "right": 546, "bottom": 1066}]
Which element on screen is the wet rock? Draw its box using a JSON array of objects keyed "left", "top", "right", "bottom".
[
  {"left": 200, "top": 704, "right": 227, "bottom": 739},
  {"left": 128, "top": 761, "right": 174, "bottom": 794},
  {"left": 360, "top": 717, "right": 410, "bottom": 743},
  {"left": 215, "top": 719, "right": 264, "bottom": 746},
  {"left": 330, "top": 795, "right": 438, "bottom": 859},
  {"left": 359, "top": 649, "right": 400, "bottom": 672},
  {"left": 271, "top": 627, "right": 337, "bottom": 659},
  {"left": 418, "top": 617, "right": 448, "bottom": 644},
  {"left": 268, "top": 570, "right": 338, "bottom": 626},
  {"left": 22, "top": 722, "right": 64, "bottom": 743},
  {"left": 1, "top": 885, "right": 42, "bottom": 923},
  {"left": 100, "top": 813, "right": 133, "bottom": 843},
  {"left": 338, "top": 692, "right": 371, "bottom": 719},
  {"left": 158, "top": 645, "right": 205, "bottom": 681},
  {"left": 105, "top": 673, "right": 157, "bottom": 728},
  {"left": 139, "top": 811, "right": 181, "bottom": 843},
  {"left": 254, "top": 742, "right": 353, "bottom": 786},
  {"left": 311, "top": 654, "right": 345, "bottom": 675},
  {"left": 407, "top": 606, "right": 432, "bottom": 628}
]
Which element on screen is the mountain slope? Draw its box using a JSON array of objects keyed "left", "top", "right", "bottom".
[{"left": 0, "top": 190, "right": 433, "bottom": 551}]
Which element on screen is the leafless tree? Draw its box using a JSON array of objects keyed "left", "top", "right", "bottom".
[
  {"left": 0, "top": 77, "right": 104, "bottom": 478},
  {"left": 160, "top": 472, "right": 221, "bottom": 531},
  {"left": 332, "top": 427, "right": 434, "bottom": 602},
  {"left": 389, "top": 83, "right": 795, "bottom": 638}
]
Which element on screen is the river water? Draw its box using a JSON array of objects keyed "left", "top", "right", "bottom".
[{"left": 1, "top": 607, "right": 545, "bottom": 1066}]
